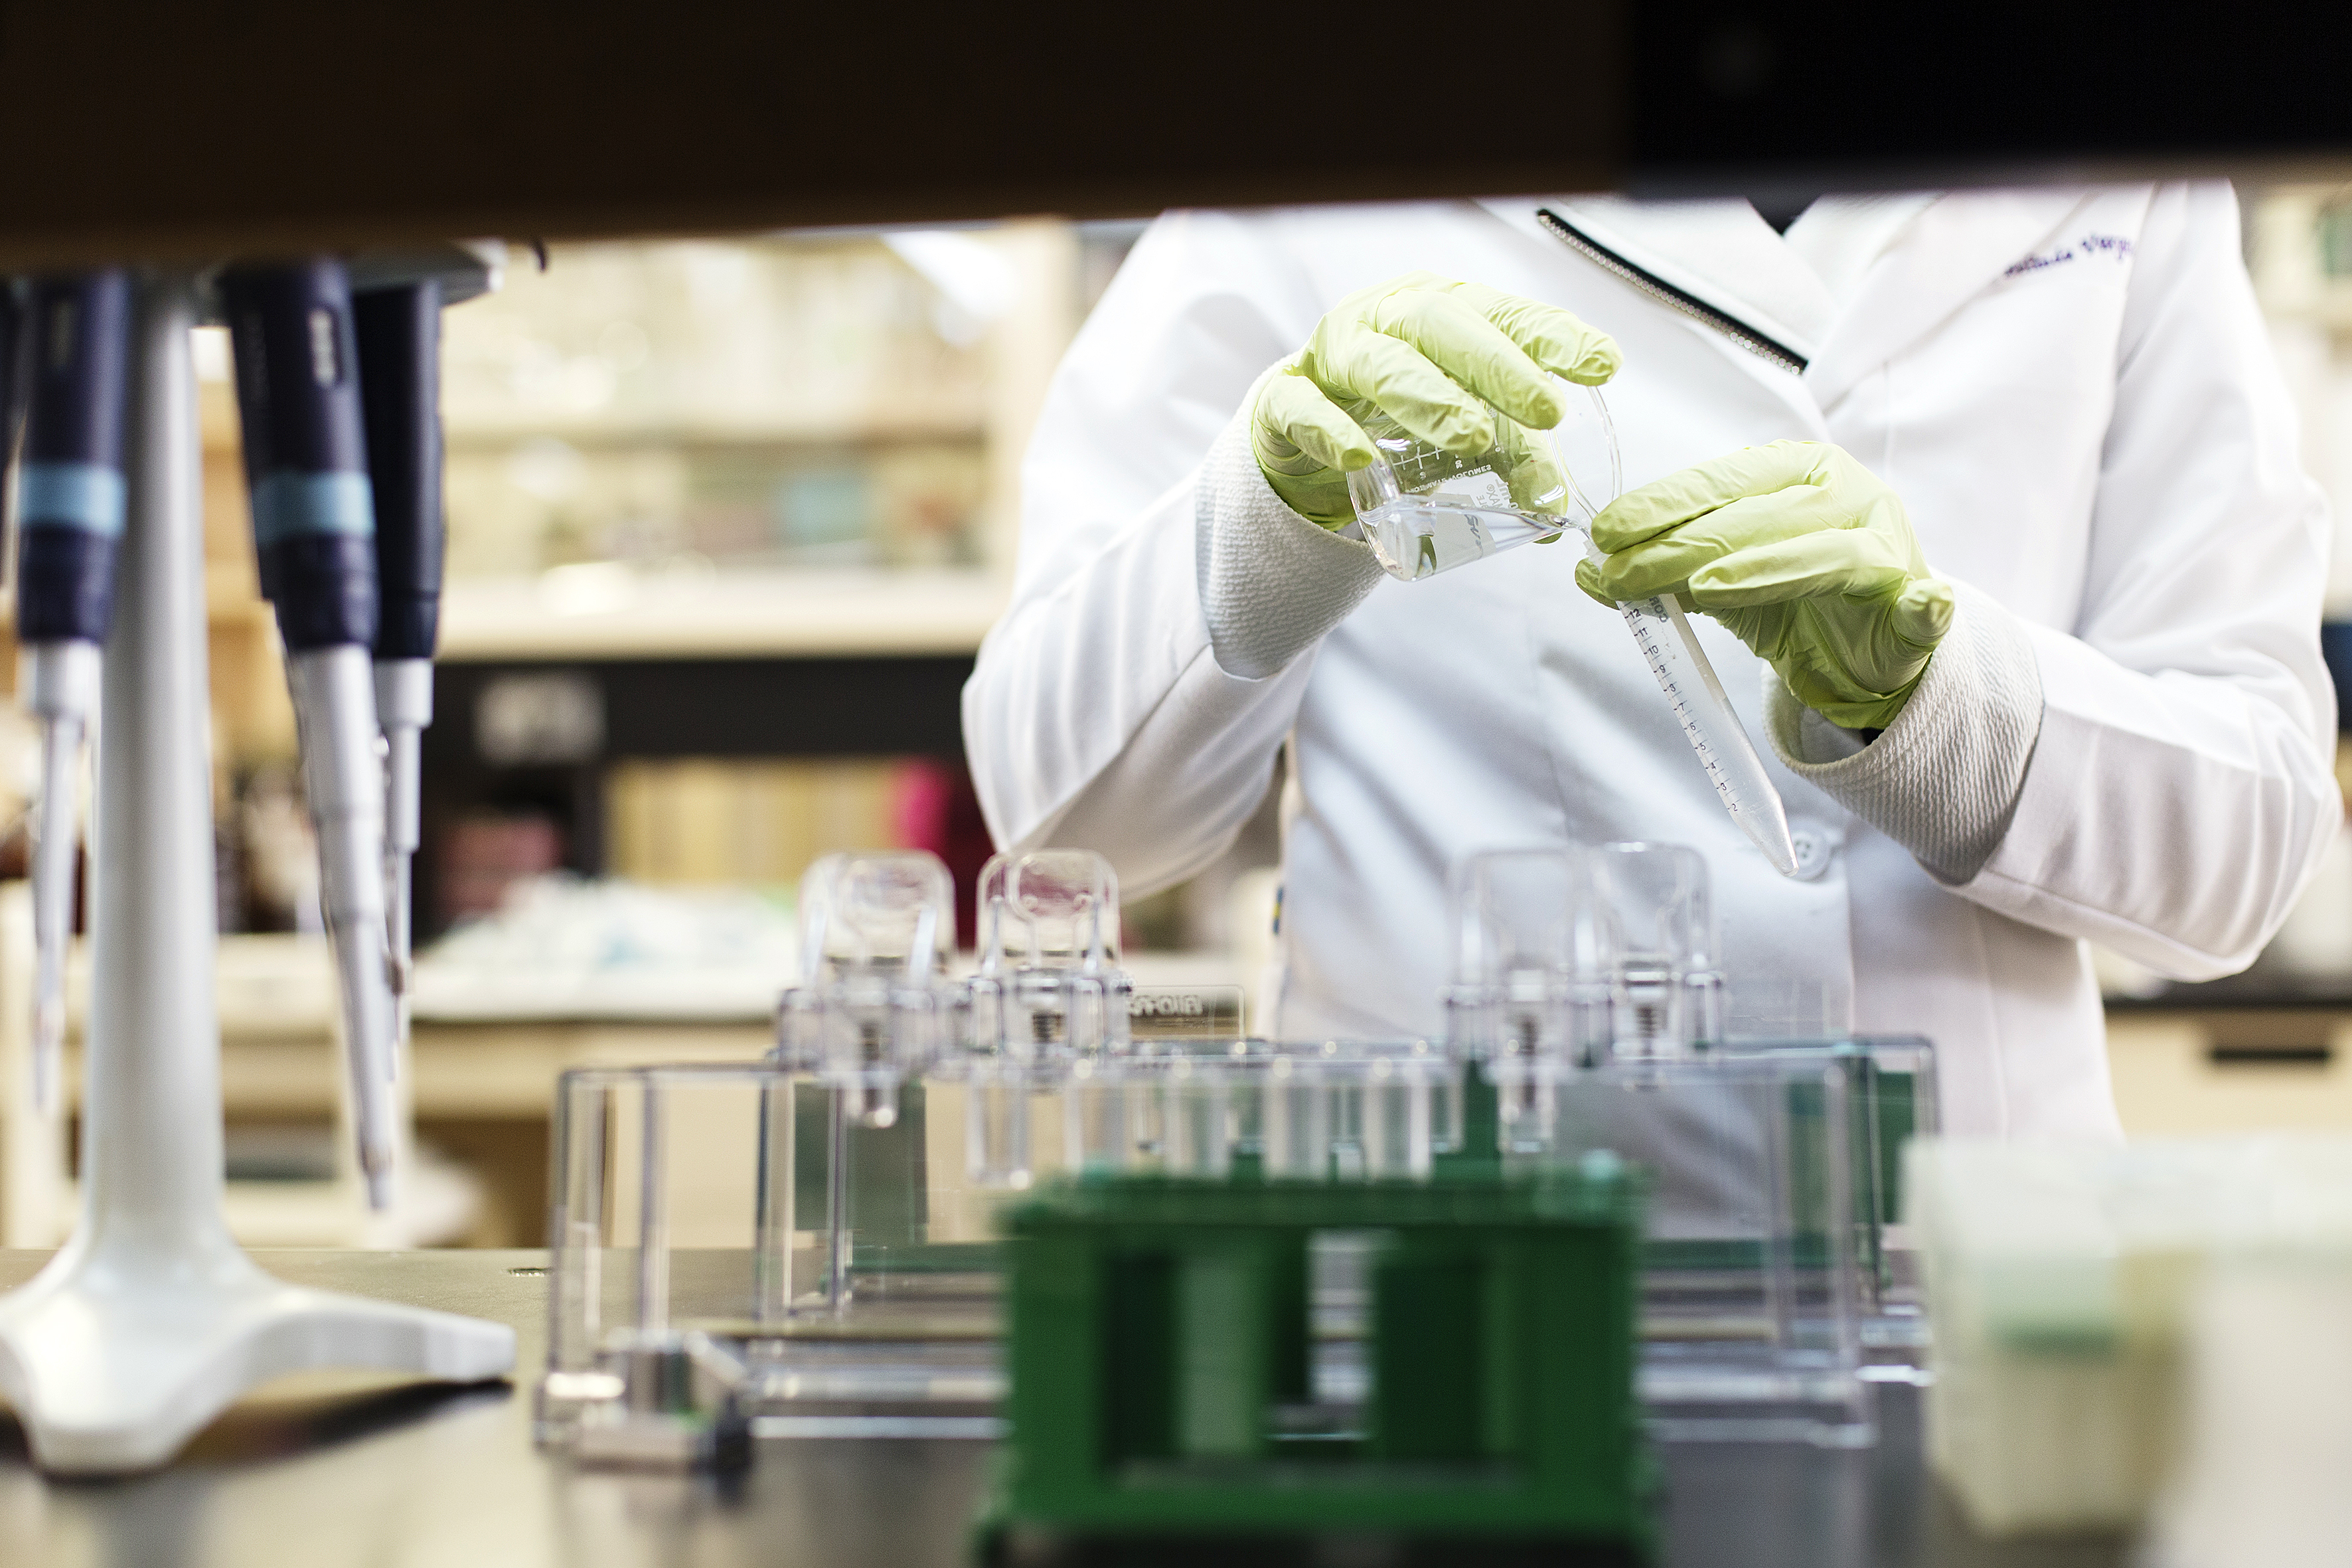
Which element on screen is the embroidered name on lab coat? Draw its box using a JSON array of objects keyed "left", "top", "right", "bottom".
[{"left": 2003, "top": 234, "right": 2134, "bottom": 280}]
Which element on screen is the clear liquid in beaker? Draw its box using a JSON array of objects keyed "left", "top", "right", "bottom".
[{"left": 1346, "top": 378, "right": 1618, "bottom": 583}]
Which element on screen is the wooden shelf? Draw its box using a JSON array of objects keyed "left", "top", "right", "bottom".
[
  {"left": 439, "top": 412, "right": 987, "bottom": 449},
  {"left": 437, "top": 566, "right": 1009, "bottom": 661}
]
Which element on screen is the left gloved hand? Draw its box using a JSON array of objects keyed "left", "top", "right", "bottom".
[
  {"left": 1576, "top": 441, "right": 1954, "bottom": 730},
  {"left": 1250, "top": 272, "right": 1620, "bottom": 527}
]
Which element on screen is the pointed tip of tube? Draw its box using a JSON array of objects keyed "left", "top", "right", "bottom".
[
  {"left": 365, "top": 1167, "right": 394, "bottom": 1212},
  {"left": 1741, "top": 809, "right": 1803, "bottom": 878}
]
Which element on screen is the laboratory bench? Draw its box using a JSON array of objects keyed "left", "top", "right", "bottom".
[{"left": 0, "top": 1249, "right": 2122, "bottom": 1568}]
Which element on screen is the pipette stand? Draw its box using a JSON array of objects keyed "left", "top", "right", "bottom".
[{"left": 0, "top": 273, "right": 512, "bottom": 1474}]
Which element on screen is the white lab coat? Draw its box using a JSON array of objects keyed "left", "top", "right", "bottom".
[{"left": 964, "top": 184, "right": 2340, "bottom": 1138}]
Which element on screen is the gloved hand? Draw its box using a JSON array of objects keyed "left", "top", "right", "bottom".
[
  {"left": 1251, "top": 271, "right": 1620, "bottom": 527},
  {"left": 1576, "top": 441, "right": 1954, "bottom": 730}
]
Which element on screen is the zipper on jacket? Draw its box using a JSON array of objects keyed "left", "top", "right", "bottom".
[{"left": 1535, "top": 207, "right": 1809, "bottom": 377}]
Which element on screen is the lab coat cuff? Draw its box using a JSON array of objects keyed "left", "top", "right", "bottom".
[
  {"left": 1195, "top": 370, "right": 1388, "bottom": 680},
  {"left": 1763, "top": 580, "right": 2044, "bottom": 884}
]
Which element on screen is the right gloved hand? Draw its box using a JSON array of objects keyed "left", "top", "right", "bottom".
[{"left": 1250, "top": 270, "right": 1620, "bottom": 528}]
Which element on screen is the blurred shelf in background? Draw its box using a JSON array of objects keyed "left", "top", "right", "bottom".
[
  {"left": 2249, "top": 186, "right": 2352, "bottom": 621},
  {"left": 438, "top": 567, "right": 1007, "bottom": 660},
  {"left": 433, "top": 224, "right": 1077, "bottom": 595},
  {"left": 394, "top": 220, "right": 1101, "bottom": 940},
  {"left": 414, "top": 656, "right": 984, "bottom": 938}
]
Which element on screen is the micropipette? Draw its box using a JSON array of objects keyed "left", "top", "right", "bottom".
[
  {"left": 222, "top": 260, "right": 401, "bottom": 1210},
  {"left": 353, "top": 280, "right": 445, "bottom": 1034},
  {"left": 13, "top": 272, "right": 133, "bottom": 1112}
]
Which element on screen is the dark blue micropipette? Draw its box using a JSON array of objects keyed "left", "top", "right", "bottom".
[
  {"left": 222, "top": 259, "right": 398, "bottom": 1208},
  {"left": 0, "top": 281, "right": 27, "bottom": 480},
  {"left": 353, "top": 281, "right": 443, "bottom": 1027},
  {"left": 13, "top": 272, "right": 131, "bottom": 1113}
]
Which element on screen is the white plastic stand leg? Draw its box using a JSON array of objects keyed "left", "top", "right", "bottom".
[{"left": 0, "top": 273, "right": 514, "bottom": 1474}]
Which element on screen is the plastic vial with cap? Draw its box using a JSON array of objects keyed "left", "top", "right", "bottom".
[
  {"left": 1443, "top": 847, "right": 1613, "bottom": 1061},
  {"left": 1443, "top": 847, "right": 1612, "bottom": 1150},
  {"left": 969, "top": 848, "right": 1131, "bottom": 1060},
  {"left": 1590, "top": 842, "right": 1725, "bottom": 1058},
  {"left": 1360, "top": 1048, "right": 1449, "bottom": 1178},
  {"left": 1160, "top": 1056, "right": 1235, "bottom": 1178},
  {"left": 1061, "top": 1056, "right": 1135, "bottom": 1176},
  {"left": 775, "top": 850, "right": 956, "bottom": 1131},
  {"left": 964, "top": 1057, "right": 1035, "bottom": 1192},
  {"left": 1263, "top": 1056, "right": 1334, "bottom": 1180},
  {"left": 965, "top": 849, "right": 1135, "bottom": 1187},
  {"left": 1344, "top": 376, "right": 1618, "bottom": 582}
]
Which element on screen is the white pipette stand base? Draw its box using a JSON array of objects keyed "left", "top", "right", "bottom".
[
  {"left": 0, "top": 1250, "right": 514, "bottom": 1473},
  {"left": 0, "top": 274, "right": 513, "bottom": 1474}
]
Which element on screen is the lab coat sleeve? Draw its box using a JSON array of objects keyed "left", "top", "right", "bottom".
[
  {"left": 963, "top": 212, "right": 1384, "bottom": 894},
  {"left": 1764, "top": 581, "right": 2043, "bottom": 884},
  {"left": 1772, "top": 181, "right": 2341, "bottom": 980}
]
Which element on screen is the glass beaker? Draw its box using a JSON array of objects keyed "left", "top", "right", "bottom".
[{"left": 1344, "top": 378, "right": 1620, "bottom": 582}]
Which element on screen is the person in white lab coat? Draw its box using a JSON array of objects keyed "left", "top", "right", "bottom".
[{"left": 963, "top": 186, "right": 2341, "bottom": 1138}]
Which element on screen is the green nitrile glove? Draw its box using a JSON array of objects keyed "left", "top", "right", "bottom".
[
  {"left": 1251, "top": 270, "right": 1620, "bottom": 527},
  {"left": 1576, "top": 441, "right": 1954, "bottom": 730}
]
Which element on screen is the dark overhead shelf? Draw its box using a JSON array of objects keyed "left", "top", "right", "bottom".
[{"left": 0, "top": 3, "right": 2346, "bottom": 266}]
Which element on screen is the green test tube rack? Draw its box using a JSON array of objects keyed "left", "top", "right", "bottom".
[{"left": 977, "top": 1165, "right": 1655, "bottom": 1564}]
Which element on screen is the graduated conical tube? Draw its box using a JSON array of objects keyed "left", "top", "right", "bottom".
[{"left": 1591, "top": 545, "right": 1800, "bottom": 878}]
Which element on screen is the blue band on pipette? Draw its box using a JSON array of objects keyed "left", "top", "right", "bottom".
[
  {"left": 252, "top": 471, "right": 375, "bottom": 548},
  {"left": 19, "top": 463, "right": 126, "bottom": 537}
]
